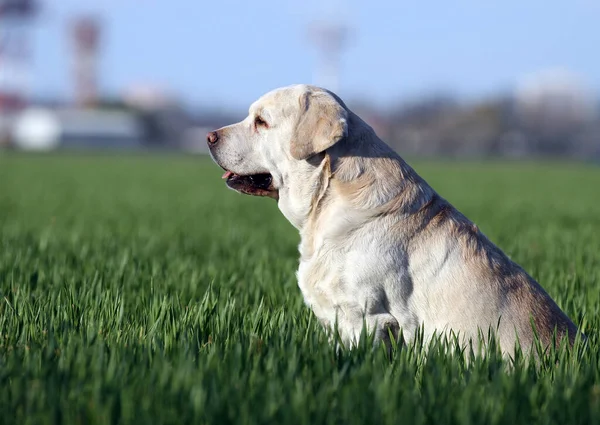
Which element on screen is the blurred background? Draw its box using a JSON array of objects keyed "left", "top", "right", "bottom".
[{"left": 0, "top": 0, "right": 598, "bottom": 159}]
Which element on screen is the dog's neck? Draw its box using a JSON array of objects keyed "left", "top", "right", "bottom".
[
  {"left": 329, "top": 115, "right": 436, "bottom": 217},
  {"left": 297, "top": 119, "right": 436, "bottom": 260}
]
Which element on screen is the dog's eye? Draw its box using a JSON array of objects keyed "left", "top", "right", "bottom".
[{"left": 254, "top": 116, "right": 268, "bottom": 129}]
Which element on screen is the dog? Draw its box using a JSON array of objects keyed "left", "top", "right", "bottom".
[{"left": 207, "top": 84, "right": 580, "bottom": 357}]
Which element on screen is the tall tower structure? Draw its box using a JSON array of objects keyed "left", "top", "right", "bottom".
[
  {"left": 307, "top": 0, "right": 350, "bottom": 93},
  {"left": 71, "top": 15, "right": 101, "bottom": 108},
  {"left": 0, "top": 0, "right": 37, "bottom": 112}
]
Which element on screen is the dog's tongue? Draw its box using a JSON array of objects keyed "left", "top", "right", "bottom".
[{"left": 222, "top": 171, "right": 234, "bottom": 179}]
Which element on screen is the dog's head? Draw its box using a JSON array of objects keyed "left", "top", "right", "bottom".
[{"left": 207, "top": 84, "right": 348, "bottom": 228}]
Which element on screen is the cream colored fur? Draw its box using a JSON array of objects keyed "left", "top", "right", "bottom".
[{"left": 208, "top": 84, "right": 580, "bottom": 357}]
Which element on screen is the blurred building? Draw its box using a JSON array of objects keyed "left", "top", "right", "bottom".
[
  {"left": 516, "top": 69, "right": 597, "bottom": 130},
  {"left": 515, "top": 69, "right": 598, "bottom": 156},
  {"left": 12, "top": 107, "right": 144, "bottom": 150},
  {"left": 122, "top": 83, "right": 202, "bottom": 151},
  {"left": 0, "top": 0, "right": 37, "bottom": 147},
  {"left": 377, "top": 77, "right": 600, "bottom": 160},
  {"left": 0, "top": 0, "right": 36, "bottom": 110}
]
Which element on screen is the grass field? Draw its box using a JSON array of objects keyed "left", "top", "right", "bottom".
[{"left": 1, "top": 153, "right": 599, "bottom": 425}]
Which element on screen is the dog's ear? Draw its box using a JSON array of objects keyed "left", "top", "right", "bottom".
[{"left": 290, "top": 91, "right": 348, "bottom": 160}]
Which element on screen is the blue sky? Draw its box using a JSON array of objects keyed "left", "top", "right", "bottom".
[{"left": 29, "top": 0, "right": 600, "bottom": 109}]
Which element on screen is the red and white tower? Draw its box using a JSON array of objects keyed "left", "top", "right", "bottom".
[
  {"left": 71, "top": 15, "right": 100, "bottom": 108},
  {"left": 0, "top": 0, "right": 37, "bottom": 112}
]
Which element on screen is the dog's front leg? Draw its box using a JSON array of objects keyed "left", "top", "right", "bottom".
[{"left": 365, "top": 313, "right": 401, "bottom": 355}]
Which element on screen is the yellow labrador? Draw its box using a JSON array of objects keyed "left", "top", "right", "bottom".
[{"left": 207, "top": 84, "right": 579, "bottom": 356}]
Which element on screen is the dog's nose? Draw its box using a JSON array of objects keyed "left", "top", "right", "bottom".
[{"left": 207, "top": 131, "right": 219, "bottom": 146}]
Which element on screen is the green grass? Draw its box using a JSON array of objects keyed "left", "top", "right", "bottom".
[{"left": 0, "top": 153, "right": 599, "bottom": 425}]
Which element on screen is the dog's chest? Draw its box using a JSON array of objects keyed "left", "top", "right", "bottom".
[
  {"left": 296, "top": 250, "right": 350, "bottom": 327},
  {"left": 296, "top": 238, "right": 386, "bottom": 331}
]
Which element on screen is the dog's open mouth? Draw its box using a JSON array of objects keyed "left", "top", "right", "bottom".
[{"left": 222, "top": 171, "right": 278, "bottom": 199}]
